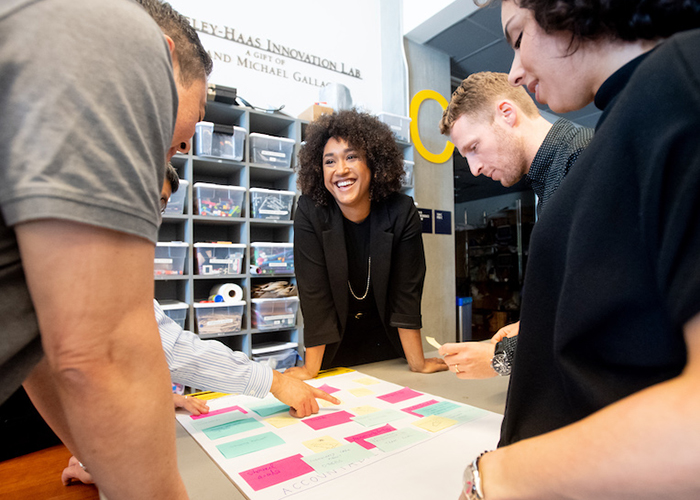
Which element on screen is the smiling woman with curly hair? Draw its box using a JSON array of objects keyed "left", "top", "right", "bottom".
[{"left": 286, "top": 109, "right": 447, "bottom": 380}]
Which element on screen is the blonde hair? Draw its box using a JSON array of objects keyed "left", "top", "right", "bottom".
[{"left": 439, "top": 72, "right": 539, "bottom": 135}]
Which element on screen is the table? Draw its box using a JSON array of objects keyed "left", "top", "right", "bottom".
[{"left": 102, "top": 352, "right": 509, "bottom": 499}]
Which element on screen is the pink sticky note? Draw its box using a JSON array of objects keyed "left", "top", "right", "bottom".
[
  {"left": 190, "top": 405, "right": 247, "bottom": 420},
  {"left": 378, "top": 387, "right": 423, "bottom": 404},
  {"left": 345, "top": 424, "right": 396, "bottom": 450},
  {"left": 402, "top": 399, "right": 440, "bottom": 417},
  {"left": 302, "top": 410, "right": 354, "bottom": 431},
  {"left": 240, "top": 454, "right": 314, "bottom": 491},
  {"left": 317, "top": 383, "right": 341, "bottom": 394}
]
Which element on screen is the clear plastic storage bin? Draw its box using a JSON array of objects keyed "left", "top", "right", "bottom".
[
  {"left": 193, "top": 301, "right": 245, "bottom": 335},
  {"left": 251, "top": 348, "right": 298, "bottom": 372},
  {"left": 194, "top": 243, "right": 246, "bottom": 275},
  {"left": 251, "top": 296, "right": 299, "bottom": 330},
  {"left": 250, "top": 242, "right": 294, "bottom": 275},
  {"left": 378, "top": 112, "right": 411, "bottom": 143},
  {"left": 194, "top": 122, "right": 246, "bottom": 161},
  {"left": 249, "top": 133, "right": 295, "bottom": 168},
  {"left": 250, "top": 188, "right": 295, "bottom": 220},
  {"left": 164, "top": 179, "right": 189, "bottom": 216},
  {"left": 154, "top": 242, "right": 188, "bottom": 276},
  {"left": 193, "top": 182, "right": 245, "bottom": 217},
  {"left": 159, "top": 300, "right": 188, "bottom": 329},
  {"left": 402, "top": 160, "right": 414, "bottom": 188}
]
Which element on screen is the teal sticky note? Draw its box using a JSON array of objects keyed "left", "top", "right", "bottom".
[
  {"left": 413, "top": 401, "right": 461, "bottom": 417},
  {"left": 216, "top": 431, "right": 285, "bottom": 459},
  {"left": 351, "top": 409, "right": 406, "bottom": 428},
  {"left": 203, "top": 417, "right": 264, "bottom": 441},
  {"left": 249, "top": 400, "right": 291, "bottom": 417},
  {"left": 301, "top": 443, "right": 374, "bottom": 474},
  {"left": 366, "top": 427, "right": 427, "bottom": 452},
  {"left": 440, "top": 406, "right": 487, "bottom": 423},
  {"left": 192, "top": 411, "right": 247, "bottom": 432}
]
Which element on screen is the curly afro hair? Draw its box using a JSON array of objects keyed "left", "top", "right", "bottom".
[{"left": 296, "top": 109, "right": 405, "bottom": 207}]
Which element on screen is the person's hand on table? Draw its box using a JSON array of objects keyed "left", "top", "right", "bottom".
[
  {"left": 270, "top": 370, "right": 340, "bottom": 417},
  {"left": 409, "top": 357, "right": 449, "bottom": 374},
  {"left": 284, "top": 365, "right": 316, "bottom": 381},
  {"left": 62, "top": 455, "right": 94, "bottom": 486},
  {"left": 173, "top": 393, "right": 210, "bottom": 416},
  {"left": 439, "top": 341, "right": 497, "bottom": 379}
]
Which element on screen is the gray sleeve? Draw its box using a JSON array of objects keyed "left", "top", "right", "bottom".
[{"left": 0, "top": 0, "right": 178, "bottom": 243}]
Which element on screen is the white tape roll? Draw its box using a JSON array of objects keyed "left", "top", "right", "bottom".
[{"left": 209, "top": 283, "right": 243, "bottom": 303}]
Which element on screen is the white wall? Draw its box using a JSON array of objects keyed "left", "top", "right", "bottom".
[{"left": 168, "top": 0, "right": 401, "bottom": 117}]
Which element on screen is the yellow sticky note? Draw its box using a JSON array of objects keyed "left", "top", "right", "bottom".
[
  {"left": 188, "top": 391, "right": 230, "bottom": 401},
  {"left": 349, "top": 388, "right": 375, "bottom": 398},
  {"left": 319, "top": 398, "right": 343, "bottom": 408},
  {"left": 351, "top": 405, "right": 381, "bottom": 415},
  {"left": 265, "top": 415, "right": 301, "bottom": 429},
  {"left": 413, "top": 415, "right": 458, "bottom": 433},
  {"left": 353, "top": 377, "right": 381, "bottom": 386},
  {"left": 316, "top": 367, "right": 355, "bottom": 379},
  {"left": 303, "top": 435, "right": 342, "bottom": 453}
]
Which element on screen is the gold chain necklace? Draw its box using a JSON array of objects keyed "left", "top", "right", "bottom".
[{"left": 348, "top": 256, "right": 371, "bottom": 301}]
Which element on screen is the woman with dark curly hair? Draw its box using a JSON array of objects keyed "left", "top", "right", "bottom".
[
  {"left": 285, "top": 109, "right": 447, "bottom": 380},
  {"left": 457, "top": 2, "right": 700, "bottom": 500}
]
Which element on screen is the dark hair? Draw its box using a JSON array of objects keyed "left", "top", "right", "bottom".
[
  {"left": 297, "top": 109, "right": 405, "bottom": 207},
  {"left": 165, "top": 162, "right": 180, "bottom": 194},
  {"left": 501, "top": 0, "right": 700, "bottom": 43},
  {"left": 135, "top": 0, "right": 213, "bottom": 84}
]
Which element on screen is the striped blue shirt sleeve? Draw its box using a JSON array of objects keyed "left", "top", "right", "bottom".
[{"left": 154, "top": 300, "right": 273, "bottom": 398}]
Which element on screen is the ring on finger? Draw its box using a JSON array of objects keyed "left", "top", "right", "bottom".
[{"left": 454, "top": 364, "right": 461, "bottom": 374}]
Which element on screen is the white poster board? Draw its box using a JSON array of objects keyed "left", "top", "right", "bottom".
[
  {"left": 167, "top": 0, "right": 386, "bottom": 117},
  {"left": 176, "top": 369, "right": 502, "bottom": 500}
]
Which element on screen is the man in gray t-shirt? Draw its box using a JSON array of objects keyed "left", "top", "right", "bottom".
[{"left": 0, "top": 0, "right": 210, "bottom": 498}]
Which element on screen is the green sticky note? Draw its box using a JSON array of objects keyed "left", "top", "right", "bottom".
[
  {"left": 216, "top": 431, "right": 285, "bottom": 459},
  {"left": 413, "top": 401, "right": 461, "bottom": 417},
  {"left": 203, "top": 417, "right": 264, "bottom": 441},
  {"left": 249, "top": 400, "right": 291, "bottom": 417},
  {"left": 440, "top": 406, "right": 488, "bottom": 423},
  {"left": 192, "top": 411, "right": 247, "bottom": 432},
  {"left": 366, "top": 427, "right": 427, "bottom": 452},
  {"left": 301, "top": 443, "right": 374, "bottom": 473},
  {"left": 351, "top": 409, "right": 406, "bottom": 428}
]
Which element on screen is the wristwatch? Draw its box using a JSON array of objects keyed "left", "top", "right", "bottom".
[
  {"left": 491, "top": 336, "right": 517, "bottom": 376},
  {"left": 462, "top": 451, "right": 488, "bottom": 499}
]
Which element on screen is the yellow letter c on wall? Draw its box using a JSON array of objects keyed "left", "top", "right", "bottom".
[{"left": 409, "top": 89, "right": 454, "bottom": 164}]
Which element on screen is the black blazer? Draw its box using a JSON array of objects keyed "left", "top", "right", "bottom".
[{"left": 293, "top": 192, "right": 426, "bottom": 359}]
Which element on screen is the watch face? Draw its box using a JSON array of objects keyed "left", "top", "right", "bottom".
[{"left": 491, "top": 353, "right": 511, "bottom": 376}]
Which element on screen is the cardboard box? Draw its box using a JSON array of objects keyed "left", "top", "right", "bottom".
[{"left": 298, "top": 104, "right": 334, "bottom": 122}]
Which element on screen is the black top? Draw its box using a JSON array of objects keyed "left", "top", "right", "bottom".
[
  {"left": 500, "top": 28, "right": 700, "bottom": 446},
  {"left": 294, "top": 192, "right": 426, "bottom": 367}
]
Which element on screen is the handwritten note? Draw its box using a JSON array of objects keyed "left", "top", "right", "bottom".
[
  {"left": 240, "top": 454, "right": 314, "bottom": 492},
  {"left": 412, "top": 415, "right": 458, "bottom": 433},
  {"left": 366, "top": 427, "right": 427, "bottom": 452},
  {"left": 348, "top": 387, "right": 375, "bottom": 398},
  {"left": 401, "top": 399, "right": 440, "bottom": 417},
  {"left": 217, "top": 432, "right": 285, "bottom": 459},
  {"left": 344, "top": 424, "right": 396, "bottom": 450},
  {"left": 265, "top": 415, "right": 302, "bottom": 429},
  {"left": 317, "top": 383, "right": 341, "bottom": 394},
  {"left": 351, "top": 409, "right": 406, "bottom": 428},
  {"left": 190, "top": 405, "right": 247, "bottom": 420},
  {"left": 302, "top": 410, "right": 355, "bottom": 431},
  {"left": 413, "top": 401, "right": 461, "bottom": 417},
  {"left": 301, "top": 443, "right": 373, "bottom": 474},
  {"left": 377, "top": 387, "right": 423, "bottom": 404},
  {"left": 303, "top": 435, "right": 343, "bottom": 453},
  {"left": 351, "top": 405, "right": 381, "bottom": 415},
  {"left": 192, "top": 411, "right": 248, "bottom": 432},
  {"left": 441, "top": 406, "right": 488, "bottom": 423},
  {"left": 352, "top": 377, "right": 381, "bottom": 386},
  {"left": 248, "top": 400, "right": 291, "bottom": 417},
  {"left": 203, "top": 417, "right": 264, "bottom": 441}
]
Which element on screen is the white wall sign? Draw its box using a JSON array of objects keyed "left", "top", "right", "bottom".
[{"left": 168, "top": 0, "right": 385, "bottom": 117}]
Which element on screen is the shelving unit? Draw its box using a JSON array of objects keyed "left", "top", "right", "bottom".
[{"left": 156, "top": 101, "right": 303, "bottom": 358}]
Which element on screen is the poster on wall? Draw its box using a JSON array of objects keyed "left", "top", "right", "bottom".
[{"left": 168, "top": 0, "right": 385, "bottom": 117}]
